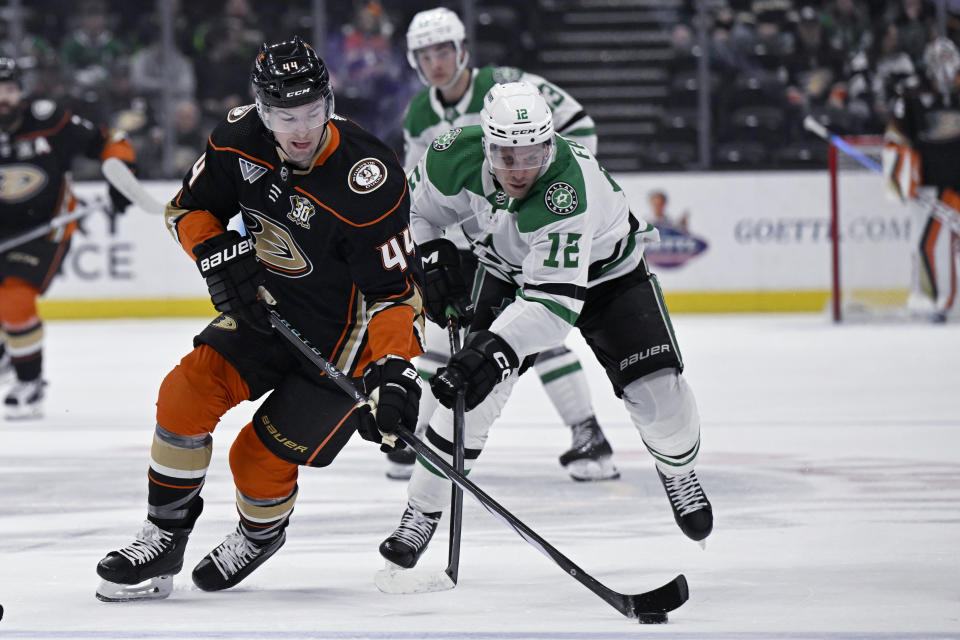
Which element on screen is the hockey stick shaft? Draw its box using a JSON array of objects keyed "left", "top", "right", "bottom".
[
  {"left": 264, "top": 305, "right": 687, "bottom": 619},
  {"left": 101, "top": 157, "right": 167, "bottom": 215},
  {"left": 803, "top": 116, "right": 960, "bottom": 235},
  {"left": 445, "top": 317, "right": 465, "bottom": 585},
  {"left": 0, "top": 200, "right": 103, "bottom": 254}
]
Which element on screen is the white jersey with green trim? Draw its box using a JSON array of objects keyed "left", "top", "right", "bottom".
[
  {"left": 408, "top": 126, "right": 655, "bottom": 360},
  {"left": 402, "top": 65, "right": 597, "bottom": 172}
]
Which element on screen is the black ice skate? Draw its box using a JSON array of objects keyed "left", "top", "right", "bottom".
[
  {"left": 657, "top": 468, "right": 713, "bottom": 543},
  {"left": 4, "top": 378, "right": 46, "bottom": 420},
  {"left": 192, "top": 525, "right": 286, "bottom": 591},
  {"left": 96, "top": 521, "right": 192, "bottom": 601},
  {"left": 558, "top": 417, "right": 620, "bottom": 481},
  {"left": 385, "top": 444, "right": 416, "bottom": 480},
  {"left": 379, "top": 503, "right": 441, "bottom": 569}
]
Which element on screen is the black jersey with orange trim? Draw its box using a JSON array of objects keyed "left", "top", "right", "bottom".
[
  {"left": 0, "top": 98, "right": 123, "bottom": 235},
  {"left": 168, "top": 104, "right": 424, "bottom": 375},
  {"left": 891, "top": 86, "right": 960, "bottom": 191}
]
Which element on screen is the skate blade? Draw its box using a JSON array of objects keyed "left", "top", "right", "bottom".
[
  {"left": 96, "top": 576, "right": 173, "bottom": 602},
  {"left": 4, "top": 406, "right": 43, "bottom": 420},
  {"left": 385, "top": 462, "right": 414, "bottom": 481},
  {"left": 374, "top": 561, "right": 455, "bottom": 594},
  {"left": 566, "top": 457, "right": 620, "bottom": 482}
]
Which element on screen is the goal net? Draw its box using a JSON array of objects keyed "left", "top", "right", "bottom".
[{"left": 829, "top": 136, "right": 923, "bottom": 322}]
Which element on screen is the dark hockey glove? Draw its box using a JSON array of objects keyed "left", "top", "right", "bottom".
[
  {"left": 193, "top": 230, "right": 271, "bottom": 333},
  {"left": 430, "top": 330, "right": 518, "bottom": 411},
  {"left": 359, "top": 356, "right": 423, "bottom": 451},
  {"left": 420, "top": 238, "right": 474, "bottom": 330}
]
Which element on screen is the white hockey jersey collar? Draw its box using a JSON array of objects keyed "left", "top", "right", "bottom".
[{"left": 428, "top": 68, "right": 479, "bottom": 123}]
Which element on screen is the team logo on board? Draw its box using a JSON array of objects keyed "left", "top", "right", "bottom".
[
  {"left": 227, "top": 104, "right": 255, "bottom": 122},
  {"left": 287, "top": 195, "right": 316, "bottom": 229},
  {"left": 348, "top": 158, "right": 387, "bottom": 194},
  {"left": 432, "top": 128, "right": 462, "bottom": 151},
  {"left": 544, "top": 182, "right": 578, "bottom": 215},
  {"left": 238, "top": 158, "right": 267, "bottom": 184}
]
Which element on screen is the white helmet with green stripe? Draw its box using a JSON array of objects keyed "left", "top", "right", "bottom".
[
  {"left": 480, "top": 82, "right": 556, "bottom": 174},
  {"left": 405, "top": 7, "right": 470, "bottom": 88}
]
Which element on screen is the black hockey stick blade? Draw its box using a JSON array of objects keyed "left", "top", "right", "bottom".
[
  {"left": 445, "top": 317, "right": 465, "bottom": 585},
  {"left": 263, "top": 304, "right": 688, "bottom": 620},
  {"left": 393, "top": 424, "right": 689, "bottom": 620}
]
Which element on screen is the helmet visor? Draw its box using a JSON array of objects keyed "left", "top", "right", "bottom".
[
  {"left": 257, "top": 91, "right": 334, "bottom": 133},
  {"left": 485, "top": 141, "right": 552, "bottom": 170}
]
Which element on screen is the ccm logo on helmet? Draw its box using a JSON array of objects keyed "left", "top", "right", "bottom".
[
  {"left": 510, "top": 128, "right": 536, "bottom": 135},
  {"left": 199, "top": 239, "right": 255, "bottom": 272},
  {"left": 285, "top": 88, "right": 311, "bottom": 97}
]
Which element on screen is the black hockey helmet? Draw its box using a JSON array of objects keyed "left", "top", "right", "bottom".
[
  {"left": 0, "top": 57, "right": 21, "bottom": 86},
  {"left": 251, "top": 36, "right": 331, "bottom": 109}
]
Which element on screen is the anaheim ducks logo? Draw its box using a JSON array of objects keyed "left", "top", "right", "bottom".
[
  {"left": 227, "top": 104, "right": 256, "bottom": 123},
  {"left": 0, "top": 164, "right": 48, "bottom": 203},
  {"left": 348, "top": 157, "right": 387, "bottom": 194},
  {"left": 211, "top": 315, "right": 238, "bottom": 330},
  {"left": 240, "top": 205, "right": 313, "bottom": 278}
]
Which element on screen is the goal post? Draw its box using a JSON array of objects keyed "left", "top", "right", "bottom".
[{"left": 828, "top": 135, "right": 918, "bottom": 322}]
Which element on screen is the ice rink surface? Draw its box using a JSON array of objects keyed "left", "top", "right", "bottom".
[{"left": 0, "top": 313, "right": 957, "bottom": 640}]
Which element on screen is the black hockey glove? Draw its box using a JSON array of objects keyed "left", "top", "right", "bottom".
[
  {"left": 193, "top": 230, "right": 271, "bottom": 333},
  {"left": 420, "top": 238, "right": 474, "bottom": 330},
  {"left": 430, "top": 330, "right": 518, "bottom": 411},
  {"left": 359, "top": 356, "right": 423, "bottom": 451}
]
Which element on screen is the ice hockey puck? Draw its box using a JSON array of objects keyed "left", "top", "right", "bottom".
[{"left": 637, "top": 612, "right": 667, "bottom": 624}]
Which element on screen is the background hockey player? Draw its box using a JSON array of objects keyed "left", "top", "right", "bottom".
[
  {"left": 884, "top": 37, "right": 960, "bottom": 323},
  {"left": 388, "top": 6, "right": 617, "bottom": 484},
  {"left": 96, "top": 36, "right": 424, "bottom": 601},
  {"left": 378, "top": 82, "right": 713, "bottom": 573},
  {"left": 0, "top": 56, "right": 134, "bottom": 419}
]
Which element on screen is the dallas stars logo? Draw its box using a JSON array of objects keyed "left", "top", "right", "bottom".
[
  {"left": 432, "top": 128, "right": 462, "bottom": 151},
  {"left": 544, "top": 182, "right": 578, "bottom": 215}
]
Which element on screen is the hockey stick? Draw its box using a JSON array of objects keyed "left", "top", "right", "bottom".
[
  {"left": 101, "top": 157, "right": 167, "bottom": 215},
  {"left": 374, "top": 315, "right": 465, "bottom": 594},
  {"left": 263, "top": 304, "right": 689, "bottom": 622},
  {"left": 803, "top": 115, "right": 960, "bottom": 235},
  {"left": 0, "top": 198, "right": 106, "bottom": 254}
]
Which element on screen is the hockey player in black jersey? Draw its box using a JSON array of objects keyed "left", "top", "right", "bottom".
[
  {"left": 96, "top": 36, "right": 425, "bottom": 601},
  {"left": 0, "top": 57, "right": 135, "bottom": 418}
]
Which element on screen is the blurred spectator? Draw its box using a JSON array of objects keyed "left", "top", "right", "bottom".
[
  {"left": 129, "top": 37, "right": 196, "bottom": 118},
  {"left": 58, "top": 0, "right": 125, "bottom": 107},
  {"left": 886, "top": 0, "right": 936, "bottom": 66},
  {"left": 327, "top": 2, "right": 415, "bottom": 148},
  {"left": 822, "top": 0, "right": 873, "bottom": 58},
  {"left": 140, "top": 100, "right": 210, "bottom": 179},
  {"left": 784, "top": 5, "right": 845, "bottom": 108},
  {"left": 191, "top": 0, "right": 263, "bottom": 120}
]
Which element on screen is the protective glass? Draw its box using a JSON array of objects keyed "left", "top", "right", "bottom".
[
  {"left": 257, "top": 93, "right": 334, "bottom": 133},
  {"left": 484, "top": 141, "right": 552, "bottom": 170}
]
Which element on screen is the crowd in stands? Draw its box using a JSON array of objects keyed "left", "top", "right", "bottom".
[
  {"left": 1, "top": 0, "right": 957, "bottom": 175},
  {"left": 671, "top": 0, "right": 955, "bottom": 165}
]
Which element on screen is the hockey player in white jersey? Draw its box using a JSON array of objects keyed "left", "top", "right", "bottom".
[
  {"left": 388, "top": 6, "right": 615, "bottom": 483},
  {"left": 379, "top": 83, "right": 713, "bottom": 570}
]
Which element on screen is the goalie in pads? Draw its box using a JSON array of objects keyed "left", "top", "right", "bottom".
[{"left": 884, "top": 37, "right": 960, "bottom": 322}]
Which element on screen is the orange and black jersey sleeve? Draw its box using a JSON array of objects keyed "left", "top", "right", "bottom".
[
  {"left": 889, "top": 88, "right": 960, "bottom": 192},
  {"left": 0, "top": 99, "right": 134, "bottom": 233},
  {"left": 166, "top": 105, "right": 424, "bottom": 374}
]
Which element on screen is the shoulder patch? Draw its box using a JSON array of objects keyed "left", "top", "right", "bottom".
[
  {"left": 238, "top": 157, "right": 267, "bottom": 184},
  {"left": 432, "top": 128, "right": 462, "bottom": 151},
  {"left": 227, "top": 104, "right": 256, "bottom": 123},
  {"left": 544, "top": 182, "right": 579, "bottom": 215},
  {"left": 492, "top": 66, "right": 523, "bottom": 84},
  {"left": 348, "top": 158, "right": 388, "bottom": 194},
  {"left": 211, "top": 315, "right": 238, "bottom": 330},
  {"left": 31, "top": 100, "right": 56, "bottom": 120}
]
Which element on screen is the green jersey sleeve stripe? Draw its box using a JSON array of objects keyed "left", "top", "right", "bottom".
[{"left": 524, "top": 281, "right": 587, "bottom": 301}]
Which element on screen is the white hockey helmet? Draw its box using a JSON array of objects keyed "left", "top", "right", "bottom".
[
  {"left": 480, "top": 82, "right": 556, "bottom": 172},
  {"left": 923, "top": 37, "right": 960, "bottom": 95},
  {"left": 405, "top": 7, "right": 469, "bottom": 87}
]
